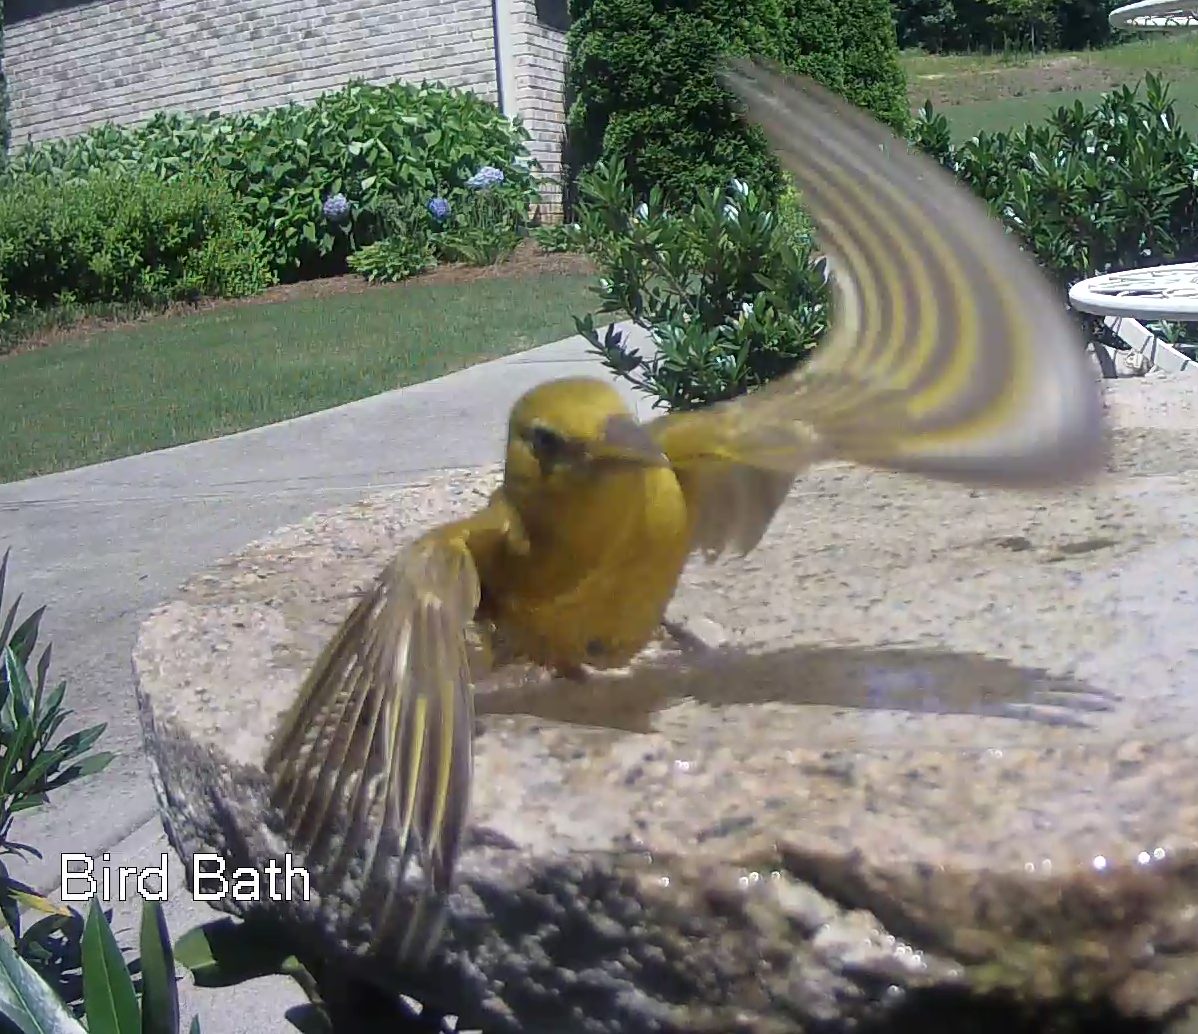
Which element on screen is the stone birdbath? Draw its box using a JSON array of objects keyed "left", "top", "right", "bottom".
[{"left": 133, "top": 378, "right": 1198, "bottom": 1033}]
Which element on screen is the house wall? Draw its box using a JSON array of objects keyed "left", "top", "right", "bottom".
[
  {"left": 4, "top": 0, "right": 500, "bottom": 147},
  {"left": 508, "top": 0, "right": 568, "bottom": 220}
]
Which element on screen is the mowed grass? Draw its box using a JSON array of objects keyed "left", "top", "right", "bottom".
[
  {"left": 0, "top": 272, "right": 603, "bottom": 483},
  {"left": 903, "top": 32, "right": 1198, "bottom": 136}
]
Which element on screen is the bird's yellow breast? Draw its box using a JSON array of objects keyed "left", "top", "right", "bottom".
[{"left": 484, "top": 465, "right": 692, "bottom": 670}]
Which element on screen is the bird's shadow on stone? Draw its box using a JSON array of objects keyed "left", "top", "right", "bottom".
[{"left": 476, "top": 640, "right": 1120, "bottom": 735}]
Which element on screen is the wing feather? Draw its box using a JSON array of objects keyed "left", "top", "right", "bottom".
[
  {"left": 716, "top": 59, "right": 1105, "bottom": 483},
  {"left": 265, "top": 515, "right": 494, "bottom": 964},
  {"left": 650, "top": 59, "right": 1106, "bottom": 561}
]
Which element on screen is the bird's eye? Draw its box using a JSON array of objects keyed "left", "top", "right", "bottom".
[{"left": 528, "top": 425, "right": 566, "bottom": 463}]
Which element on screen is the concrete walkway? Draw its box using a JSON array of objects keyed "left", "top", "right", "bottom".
[{"left": 0, "top": 323, "right": 652, "bottom": 1032}]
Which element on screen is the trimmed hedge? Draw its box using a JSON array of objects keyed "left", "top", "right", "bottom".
[
  {"left": 564, "top": 0, "right": 908, "bottom": 207},
  {"left": 0, "top": 169, "right": 275, "bottom": 321}
]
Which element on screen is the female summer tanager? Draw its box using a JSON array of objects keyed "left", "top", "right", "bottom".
[{"left": 265, "top": 60, "right": 1105, "bottom": 962}]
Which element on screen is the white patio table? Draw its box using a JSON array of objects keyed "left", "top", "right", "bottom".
[
  {"left": 1068, "top": 265, "right": 1198, "bottom": 373},
  {"left": 1059, "top": 1, "right": 1198, "bottom": 373},
  {"left": 1109, "top": 0, "right": 1198, "bottom": 29}
]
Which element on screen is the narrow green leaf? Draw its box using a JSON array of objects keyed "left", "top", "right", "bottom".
[
  {"left": 139, "top": 901, "right": 180, "bottom": 1034},
  {"left": 8, "top": 889, "right": 69, "bottom": 919},
  {"left": 0, "top": 865, "right": 23, "bottom": 941},
  {"left": 0, "top": 593, "right": 22, "bottom": 653},
  {"left": 34, "top": 645, "right": 51, "bottom": 701},
  {"left": 49, "top": 724, "right": 105, "bottom": 761},
  {"left": 82, "top": 898, "right": 139, "bottom": 1034},
  {"left": 7, "top": 609, "right": 45, "bottom": 669},
  {"left": 0, "top": 930, "right": 85, "bottom": 1034},
  {"left": 0, "top": 651, "right": 40, "bottom": 786},
  {"left": 36, "top": 685, "right": 67, "bottom": 739},
  {"left": 41, "top": 751, "right": 115, "bottom": 794},
  {"left": 0, "top": 647, "right": 25, "bottom": 734}
]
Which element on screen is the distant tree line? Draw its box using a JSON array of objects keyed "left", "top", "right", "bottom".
[{"left": 893, "top": 0, "right": 1121, "bottom": 52}]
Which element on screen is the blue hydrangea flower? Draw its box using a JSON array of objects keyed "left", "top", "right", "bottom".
[
  {"left": 466, "top": 165, "right": 505, "bottom": 190},
  {"left": 427, "top": 197, "right": 451, "bottom": 221},
  {"left": 322, "top": 193, "right": 350, "bottom": 222}
]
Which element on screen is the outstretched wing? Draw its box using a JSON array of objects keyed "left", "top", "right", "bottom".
[
  {"left": 649, "top": 59, "right": 1106, "bottom": 561},
  {"left": 265, "top": 510, "right": 507, "bottom": 961}
]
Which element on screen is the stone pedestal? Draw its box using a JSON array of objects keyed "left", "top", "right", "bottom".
[{"left": 133, "top": 380, "right": 1198, "bottom": 1032}]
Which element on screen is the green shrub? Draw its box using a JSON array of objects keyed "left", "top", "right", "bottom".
[
  {"left": 0, "top": 169, "right": 274, "bottom": 317},
  {"left": 572, "top": 159, "right": 829, "bottom": 410},
  {"left": 767, "top": 0, "right": 909, "bottom": 132},
  {"left": 909, "top": 74, "right": 1198, "bottom": 286},
  {"left": 0, "top": 549, "right": 114, "bottom": 958},
  {"left": 346, "top": 194, "right": 436, "bottom": 283},
  {"left": 0, "top": 897, "right": 202, "bottom": 1032},
  {"left": 435, "top": 166, "right": 527, "bottom": 265},
  {"left": 532, "top": 221, "right": 584, "bottom": 253},
  {"left": 564, "top": 0, "right": 907, "bottom": 208},
  {"left": 6, "top": 80, "right": 539, "bottom": 279},
  {"left": 346, "top": 164, "right": 536, "bottom": 279},
  {"left": 347, "top": 239, "right": 436, "bottom": 283},
  {"left": 909, "top": 75, "right": 1198, "bottom": 350}
]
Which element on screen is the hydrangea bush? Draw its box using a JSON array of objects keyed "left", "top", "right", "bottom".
[
  {"left": 572, "top": 159, "right": 830, "bottom": 410},
  {"left": 6, "top": 79, "right": 537, "bottom": 281},
  {"left": 437, "top": 164, "right": 526, "bottom": 266},
  {"left": 348, "top": 162, "right": 535, "bottom": 282}
]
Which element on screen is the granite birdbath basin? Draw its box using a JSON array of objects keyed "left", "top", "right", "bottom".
[{"left": 133, "top": 379, "right": 1198, "bottom": 1032}]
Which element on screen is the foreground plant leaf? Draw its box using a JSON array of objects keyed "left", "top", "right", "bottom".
[
  {"left": 139, "top": 901, "right": 180, "bottom": 1034},
  {"left": 0, "top": 928, "right": 85, "bottom": 1034},
  {"left": 81, "top": 898, "right": 139, "bottom": 1034}
]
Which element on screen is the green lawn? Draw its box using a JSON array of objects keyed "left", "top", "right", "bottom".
[
  {"left": 903, "top": 33, "right": 1198, "bottom": 137},
  {"left": 1, "top": 272, "right": 603, "bottom": 484}
]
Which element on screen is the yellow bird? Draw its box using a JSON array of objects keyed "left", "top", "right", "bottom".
[{"left": 265, "top": 59, "right": 1105, "bottom": 963}]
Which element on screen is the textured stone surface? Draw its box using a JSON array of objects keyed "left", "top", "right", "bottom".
[
  {"left": 6, "top": 0, "right": 567, "bottom": 215},
  {"left": 133, "top": 379, "right": 1198, "bottom": 1032}
]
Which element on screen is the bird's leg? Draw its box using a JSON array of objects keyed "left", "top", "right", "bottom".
[{"left": 661, "top": 618, "right": 719, "bottom": 655}]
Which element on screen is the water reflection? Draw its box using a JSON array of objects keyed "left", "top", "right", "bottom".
[{"left": 476, "top": 641, "right": 1119, "bottom": 735}]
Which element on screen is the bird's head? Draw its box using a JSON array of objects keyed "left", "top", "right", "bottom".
[{"left": 502, "top": 377, "right": 668, "bottom": 498}]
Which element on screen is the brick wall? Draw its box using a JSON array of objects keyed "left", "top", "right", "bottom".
[
  {"left": 5, "top": 0, "right": 500, "bottom": 147},
  {"left": 508, "top": 0, "right": 568, "bottom": 220}
]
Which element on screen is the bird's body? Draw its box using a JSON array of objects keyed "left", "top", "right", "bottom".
[
  {"left": 404, "top": 379, "right": 694, "bottom": 677},
  {"left": 264, "top": 59, "right": 1109, "bottom": 967},
  {"left": 476, "top": 474, "right": 692, "bottom": 672},
  {"left": 476, "top": 431, "right": 692, "bottom": 671}
]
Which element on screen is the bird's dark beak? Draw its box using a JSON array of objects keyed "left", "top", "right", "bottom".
[{"left": 591, "top": 415, "right": 669, "bottom": 467}]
